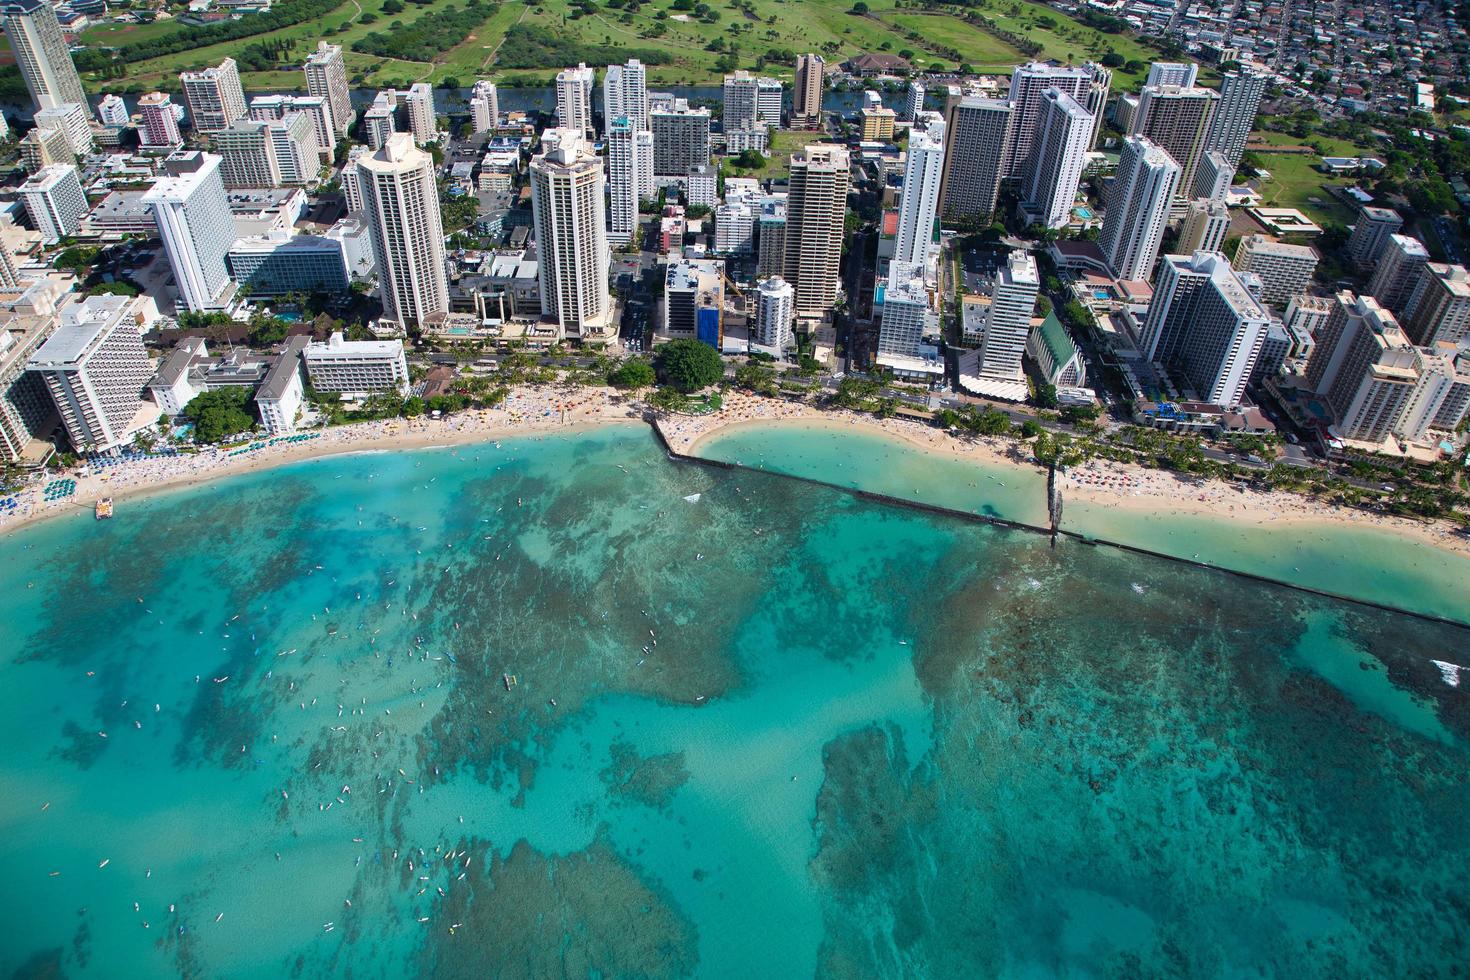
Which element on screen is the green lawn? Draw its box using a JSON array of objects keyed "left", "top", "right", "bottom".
[
  {"left": 979, "top": 0, "right": 1159, "bottom": 90},
  {"left": 884, "top": 13, "right": 1024, "bottom": 71},
  {"left": 1244, "top": 126, "right": 1382, "bottom": 229},
  {"left": 1249, "top": 151, "right": 1361, "bottom": 228},
  {"left": 79, "top": 0, "right": 1167, "bottom": 92},
  {"left": 1249, "top": 129, "right": 1375, "bottom": 157},
  {"left": 78, "top": 18, "right": 182, "bottom": 45},
  {"left": 723, "top": 129, "right": 819, "bottom": 179}
]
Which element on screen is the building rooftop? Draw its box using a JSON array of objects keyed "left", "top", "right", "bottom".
[
  {"left": 150, "top": 337, "right": 207, "bottom": 387},
  {"left": 257, "top": 335, "right": 308, "bottom": 400},
  {"left": 306, "top": 331, "right": 404, "bottom": 359},
  {"left": 1031, "top": 311, "right": 1078, "bottom": 365}
]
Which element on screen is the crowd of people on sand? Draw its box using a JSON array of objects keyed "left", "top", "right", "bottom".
[
  {"left": 5, "top": 380, "right": 1466, "bottom": 554},
  {"left": 0, "top": 387, "right": 630, "bottom": 534},
  {"left": 657, "top": 391, "right": 1470, "bottom": 554}
]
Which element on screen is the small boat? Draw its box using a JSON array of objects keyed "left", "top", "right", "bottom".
[
  {"left": 503, "top": 673, "right": 517, "bottom": 691},
  {"left": 95, "top": 498, "right": 113, "bottom": 520},
  {"left": 682, "top": 493, "right": 701, "bottom": 503}
]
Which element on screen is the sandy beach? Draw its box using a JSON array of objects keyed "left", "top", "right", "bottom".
[
  {"left": 6, "top": 383, "right": 1467, "bottom": 561},
  {"left": 0, "top": 386, "right": 640, "bottom": 536},
  {"left": 661, "top": 392, "right": 1470, "bottom": 559}
]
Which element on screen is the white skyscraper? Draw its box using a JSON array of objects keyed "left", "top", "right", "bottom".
[
  {"left": 405, "top": 83, "right": 436, "bottom": 144},
  {"left": 356, "top": 133, "right": 450, "bottom": 328},
  {"left": 304, "top": 41, "right": 353, "bottom": 137},
  {"left": 469, "top": 80, "right": 499, "bottom": 134},
  {"left": 216, "top": 114, "right": 319, "bottom": 188},
  {"left": 603, "top": 60, "right": 648, "bottom": 133},
  {"left": 1146, "top": 62, "right": 1198, "bottom": 87},
  {"left": 892, "top": 120, "right": 945, "bottom": 271},
  {"left": 1024, "top": 88, "right": 1093, "bottom": 230},
  {"left": 138, "top": 92, "right": 183, "bottom": 150},
  {"left": 26, "top": 296, "right": 155, "bottom": 452},
  {"left": 1004, "top": 61, "right": 1090, "bottom": 176},
  {"left": 181, "top": 58, "right": 248, "bottom": 134},
  {"left": 1142, "top": 251, "right": 1272, "bottom": 407},
  {"left": 723, "top": 70, "right": 762, "bottom": 132},
  {"left": 18, "top": 163, "right": 85, "bottom": 244},
  {"left": 555, "top": 64, "right": 595, "bottom": 138},
  {"left": 606, "top": 117, "right": 652, "bottom": 246},
  {"left": 1367, "top": 234, "right": 1431, "bottom": 315},
  {"left": 1305, "top": 292, "right": 1438, "bottom": 443},
  {"left": 96, "top": 94, "right": 129, "bottom": 127},
  {"left": 1192, "top": 150, "right": 1234, "bottom": 203},
  {"left": 1232, "top": 234, "right": 1319, "bottom": 309},
  {"left": 650, "top": 99, "right": 711, "bottom": 176},
  {"left": 1081, "top": 62, "right": 1111, "bottom": 148},
  {"left": 756, "top": 77, "right": 783, "bottom": 126},
  {"left": 1099, "top": 136, "right": 1179, "bottom": 281},
  {"left": 530, "top": 129, "right": 613, "bottom": 341},
  {"left": 1345, "top": 206, "right": 1403, "bottom": 268},
  {"left": 754, "top": 276, "right": 795, "bottom": 351},
  {"left": 903, "top": 81, "right": 925, "bottom": 122},
  {"left": 877, "top": 262, "right": 934, "bottom": 358},
  {"left": 363, "top": 92, "right": 396, "bottom": 150},
  {"left": 33, "top": 102, "right": 91, "bottom": 160},
  {"left": 1, "top": 0, "right": 86, "bottom": 112},
  {"left": 143, "top": 152, "right": 237, "bottom": 312},
  {"left": 1204, "top": 70, "right": 1267, "bottom": 167},
  {"left": 633, "top": 128, "right": 654, "bottom": 202},
  {"left": 976, "top": 250, "right": 1039, "bottom": 380},
  {"left": 1400, "top": 263, "right": 1470, "bottom": 347}
]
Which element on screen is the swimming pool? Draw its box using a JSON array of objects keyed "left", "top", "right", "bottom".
[
  {"left": 1092, "top": 289, "right": 1111, "bottom": 299},
  {"left": 1075, "top": 206, "right": 1095, "bottom": 219}
]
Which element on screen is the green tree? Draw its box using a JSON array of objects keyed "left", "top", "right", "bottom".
[
  {"left": 183, "top": 388, "right": 256, "bottom": 442},
  {"left": 734, "top": 360, "right": 777, "bottom": 394},
  {"left": 608, "top": 357, "right": 656, "bottom": 392},
  {"left": 649, "top": 386, "right": 689, "bottom": 412},
  {"left": 655, "top": 339, "right": 724, "bottom": 393}
]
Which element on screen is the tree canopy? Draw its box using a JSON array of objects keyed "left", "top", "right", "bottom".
[
  {"left": 607, "top": 358, "right": 656, "bottom": 391},
  {"left": 655, "top": 340, "right": 724, "bottom": 393},
  {"left": 184, "top": 388, "right": 256, "bottom": 443}
]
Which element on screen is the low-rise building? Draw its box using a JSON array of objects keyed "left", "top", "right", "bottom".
[
  {"left": 255, "top": 334, "right": 307, "bottom": 434},
  {"left": 303, "top": 331, "right": 408, "bottom": 395},
  {"left": 1026, "top": 311, "right": 1087, "bottom": 387},
  {"left": 147, "top": 336, "right": 208, "bottom": 414}
]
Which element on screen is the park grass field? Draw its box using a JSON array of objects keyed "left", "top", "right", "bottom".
[
  {"left": 80, "top": 0, "right": 1168, "bottom": 93},
  {"left": 1249, "top": 150, "right": 1361, "bottom": 228},
  {"left": 1243, "top": 128, "right": 1383, "bottom": 228},
  {"left": 723, "top": 128, "right": 813, "bottom": 179}
]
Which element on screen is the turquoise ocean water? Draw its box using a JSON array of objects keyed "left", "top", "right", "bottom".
[
  {"left": 699, "top": 419, "right": 1470, "bottom": 622},
  {"left": 1, "top": 424, "right": 1468, "bottom": 978}
]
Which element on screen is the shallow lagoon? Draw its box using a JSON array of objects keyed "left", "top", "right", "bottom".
[
  {"left": 699, "top": 419, "right": 1470, "bottom": 622},
  {"left": 1, "top": 426, "right": 1467, "bottom": 978}
]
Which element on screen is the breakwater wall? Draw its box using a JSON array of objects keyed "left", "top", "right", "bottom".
[{"left": 647, "top": 418, "right": 1470, "bottom": 631}]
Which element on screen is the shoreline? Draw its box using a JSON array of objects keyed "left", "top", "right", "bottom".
[
  {"left": 6, "top": 385, "right": 1467, "bottom": 564},
  {"left": 662, "top": 395, "right": 1470, "bottom": 561},
  {"left": 0, "top": 387, "right": 640, "bottom": 536}
]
